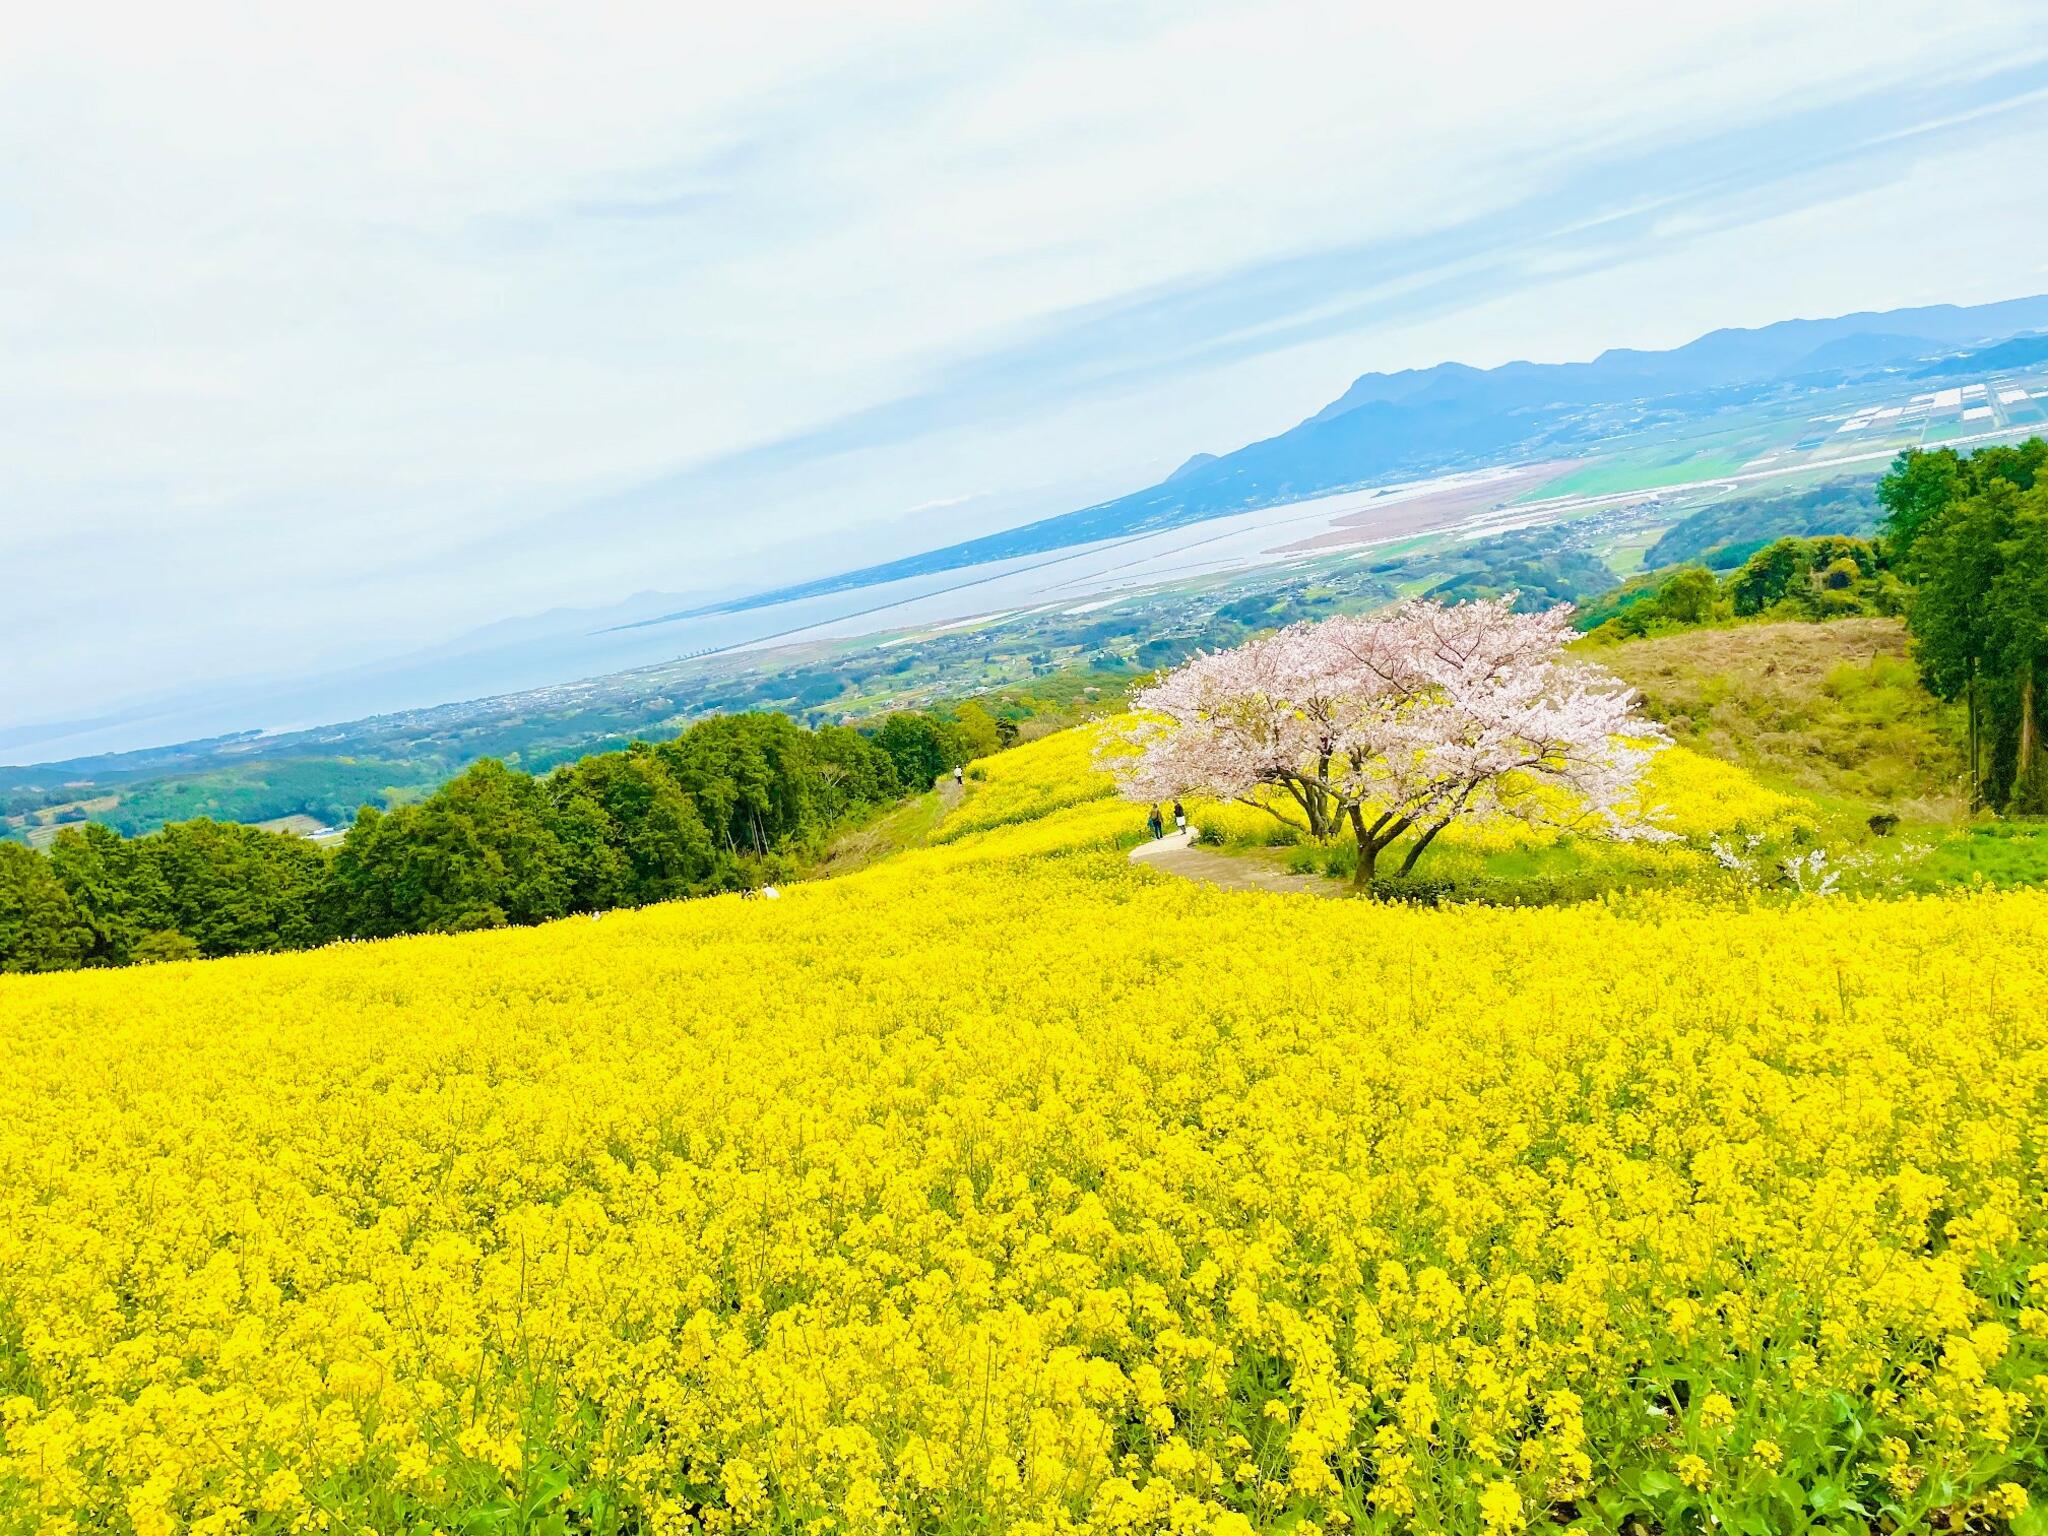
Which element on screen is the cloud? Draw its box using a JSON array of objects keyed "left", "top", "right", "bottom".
[
  {"left": 550, "top": 51, "right": 2048, "bottom": 526},
  {"left": 3, "top": 0, "right": 2047, "bottom": 735}
]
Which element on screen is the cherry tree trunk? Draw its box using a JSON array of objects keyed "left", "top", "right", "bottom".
[{"left": 1353, "top": 839, "right": 1377, "bottom": 890}]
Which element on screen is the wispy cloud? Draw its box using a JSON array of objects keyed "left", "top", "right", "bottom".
[
  {"left": 3, "top": 0, "right": 2047, "bottom": 733},
  {"left": 567, "top": 51, "right": 2048, "bottom": 524}
]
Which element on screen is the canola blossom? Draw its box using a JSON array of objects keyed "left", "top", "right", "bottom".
[
  {"left": 1189, "top": 742, "right": 1812, "bottom": 866},
  {"left": 1, "top": 727, "right": 2045, "bottom": 1535}
]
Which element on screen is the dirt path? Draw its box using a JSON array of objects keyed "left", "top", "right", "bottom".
[
  {"left": 808, "top": 776, "right": 961, "bottom": 880},
  {"left": 1129, "top": 833, "right": 1345, "bottom": 898}
]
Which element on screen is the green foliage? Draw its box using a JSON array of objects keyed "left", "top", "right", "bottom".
[
  {"left": 1581, "top": 536, "right": 1899, "bottom": 643},
  {"left": 1644, "top": 479, "right": 1879, "bottom": 569},
  {"left": 872, "top": 712, "right": 966, "bottom": 791},
  {"left": 1656, "top": 565, "right": 1724, "bottom": 625},
  {"left": 39, "top": 817, "right": 327, "bottom": 962},
  {"left": 662, "top": 714, "right": 851, "bottom": 857},
  {"left": 948, "top": 701, "right": 1005, "bottom": 758},
  {"left": 146, "top": 819, "right": 329, "bottom": 956},
  {"left": 550, "top": 748, "right": 712, "bottom": 908},
  {"left": 0, "top": 842, "right": 94, "bottom": 972},
  {"left": 1882, "top": 438, "right": 2048, "bottom": 811},
  {"left": 1569, "top": 570, "right": 1669, "bottom": 633},
  {"left": 324, "top": 762, "right": 579, "bottom": 938},
  {"left": 1581, "top": 564, "right": 1731, "bottom": 640},
  {"left": 44, "top": 821, "right": 167, "bottom": 963},
  {"left": 0, "top": 709, "right": 955, "bottom": 974},
  {"left": 1725, "top": 535, "right": 1901, "bottom": 619},
  {"left": 1890, "top": 820, "right": 2048, "bottom": 893},
  {"left": 131, "top": 929, "right": 201, "bottom": 964},
  {"left": 1878, "top": 446, "right": 1969, "bottom": 562}
]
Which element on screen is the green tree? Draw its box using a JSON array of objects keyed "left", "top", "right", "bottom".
[
  {"left": 1727, "top": 539, "right": 1808, "bottom": 616},
  {"left": 1897, "top": 487, "right": 2008, "bottom": 805},
  {"left": 872, "top": 713, "right": 962, "bottom": 792},
  {"left": 661, "top": 713, "right": 821, "bottom": 859},
  {"left": 809, "top": 724, "right": 903, "bottom": 811},
  {"left": 132, "top": 929, "right": 202, "bottom": 964},
  {"left": 545, "top": 785, "right": 632, "bottom": 912},
  {"left": 9, "top": 704, "right": 928, "bottom": 971},
  {"left": 949, "top": 701, "right": 1005, "bottom": 759},
  {"left": 1883, "top": 440, "right": 2048, "bottom": 809},
  {"left": 326, "top": 761, "right": 572, "bottom": 936},
  {"left": 47, "top": 821, "right": 171, "bottom": 964},
  {"left": 148, "top": 819, "right": 329, "bottom": 957},
  {"left": 1987, "top": 492, "right": 2048, "bottom": 812},
  {"left": 1655, "top": 566, "right": 1722, "bottom": 626},
  {"left": 550, "top": 748, "right": 719, "bottom": 903},
  {"left": 0, "top": 843, "right": 96, "bottom": 972},
  {"left": 1876, "top": 447, "right": 1962, "bottom": 561}
]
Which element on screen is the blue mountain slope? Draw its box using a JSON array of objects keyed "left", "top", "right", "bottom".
[
  {"left": 656, "top": 294, "right": 2048, "bottom": 623},
  {"left": 1912, "top": 334, "right": 2048, "bottom": 378}
]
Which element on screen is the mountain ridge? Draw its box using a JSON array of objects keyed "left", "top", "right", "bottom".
[{"left": 661, "top": 293, "right": 2048, "bottom": 623}]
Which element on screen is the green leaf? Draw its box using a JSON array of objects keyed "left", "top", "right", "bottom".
[
  {"left": 459, "top": 1499, "right": 514, "bottom": 1535},
  {"left": 1592, "top": 1485, "right": 1638, "bottom": 1524},
  {"left": 522, "top": 1466, "right": 572, "bottom": 1517},
  {"left": 1768, "top": 1475, "right": 1807, "bottom": 1508}
]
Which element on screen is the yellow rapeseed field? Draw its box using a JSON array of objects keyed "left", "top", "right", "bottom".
[{"left": 2, "top": 726, "right": 2045, "bottom": 1536}]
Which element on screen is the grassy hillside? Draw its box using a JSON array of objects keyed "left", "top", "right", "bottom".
[
  {"left": 1593, "top": 618, "right": 1965, "bottom": 814},
  {"left": 3, "top": 725, "right": 2046, "bottom": 1533}
]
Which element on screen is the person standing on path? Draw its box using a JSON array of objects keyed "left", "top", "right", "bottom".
[
  {"left": 1147, "top": 805, "right": 1164, "bottom": 841},
  {"left": 1172, "top": 800, "right": 1189, "bottom": 840}
]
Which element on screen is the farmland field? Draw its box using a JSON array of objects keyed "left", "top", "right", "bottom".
[
  {"left": 2, "top": 729, "right": 2045, "bottom": 1535},
  {"left": 1530, "top": 450, "right": 1755, "bottom": 502}
]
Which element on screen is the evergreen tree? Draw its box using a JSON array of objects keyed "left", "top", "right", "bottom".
[
  {"left": 1882, "top": 440, "right": 2048, "bottom": 809},
  {"left": 0, "top": 842, "right": 96, "bottom": 972}
]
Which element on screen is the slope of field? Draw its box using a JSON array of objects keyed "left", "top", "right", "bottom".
[{"left": 2, "top": 730, "right": 2045, "bottom": 1535}]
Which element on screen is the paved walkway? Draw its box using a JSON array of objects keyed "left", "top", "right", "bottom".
[{"left": 1129, "top": 833, "right": 1345, "bottom": 898}]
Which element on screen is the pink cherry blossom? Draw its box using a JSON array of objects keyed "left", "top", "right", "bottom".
[{"left": 1106, "top": 596, "right": 1668, "bottom": 888}]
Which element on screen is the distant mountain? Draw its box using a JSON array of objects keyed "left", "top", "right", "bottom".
[
  {"left": 1912, "top": 333, "right": 2048, "bottom": 378},
  {"left": 1784, "top": 332, "right": 1948, "bottom": 375},
  {"left": 633, "top": 293, "right": 2048, "bottom": 624}
]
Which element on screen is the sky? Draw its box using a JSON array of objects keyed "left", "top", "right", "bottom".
[{"left": 7, "top": 0, "right": 2048, "bottom": 743}]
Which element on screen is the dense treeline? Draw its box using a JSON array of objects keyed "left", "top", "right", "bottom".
[
  {"left": 1578, "top": 533, "right": 1903, "bottom": 642},
  {"left": 1572, "top": 437, "right": 2048, "bottom": 814},
  {"left": 1880, "top": 438, "right": 2048, "bottom": 810},
  {"left": 0, "top": 709, "right": 988, "bottom": 973}
]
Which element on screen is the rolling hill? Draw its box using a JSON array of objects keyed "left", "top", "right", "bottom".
[{"left": 4, "top": 714, "right": 2046, "bottom": 1531}]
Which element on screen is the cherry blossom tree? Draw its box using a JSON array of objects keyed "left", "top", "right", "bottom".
[{"left": 1110, "top": 597, "right": 1667, "bottom": 889}]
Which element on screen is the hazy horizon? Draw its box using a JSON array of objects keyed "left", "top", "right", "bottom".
[{"left": 9, "top": 2, "right": 2048, "bottom": 742}]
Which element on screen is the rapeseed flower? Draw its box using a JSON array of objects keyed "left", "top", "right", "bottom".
[{"left": 0, "top": 722, "right": 2044, "bottom": 1532}]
